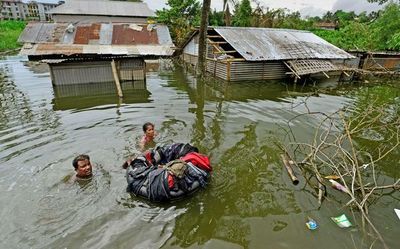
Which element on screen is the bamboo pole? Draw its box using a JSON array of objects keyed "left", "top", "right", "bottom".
[
  {"left": 283, "top": 61, "right": 301, "bottom": 79},
  {"left": 111, "top": 59, "right": 123, "bottom": 98},
  {"left": 281, "top": 154, "right": 299, "bottom": 185}
]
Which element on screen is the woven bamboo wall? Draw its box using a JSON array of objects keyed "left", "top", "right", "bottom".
[
  {"left": 229, "top": 61, "right": 287, "bottom": 81},
  {"left": 182, "top": 53, "right": 289, "bottom": 81}
]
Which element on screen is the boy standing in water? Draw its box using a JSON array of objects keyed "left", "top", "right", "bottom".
[{"left": 139, "top": 122, "right": 156, "bottom": 151}]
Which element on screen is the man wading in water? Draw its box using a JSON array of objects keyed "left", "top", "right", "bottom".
[{"left": 71, "top": 154, "right": 93, "bottom": 181}]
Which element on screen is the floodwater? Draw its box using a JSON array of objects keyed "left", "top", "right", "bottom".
[{"left": 0, "top": 56, "right": 399, "bottom": 249}]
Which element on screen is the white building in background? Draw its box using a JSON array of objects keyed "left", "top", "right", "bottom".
[{"left": 0, "top": 0, "right": 63, "bottom": 21}]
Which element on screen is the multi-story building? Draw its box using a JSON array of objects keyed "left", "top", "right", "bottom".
[
  {"left": 1, "top": 0, "right": 28, "bottom": 20},
  {"left": 1, "top": 0, "right": 63, "bottom": 21}
]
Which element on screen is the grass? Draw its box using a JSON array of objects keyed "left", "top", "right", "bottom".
[{"left": 0, "top": 20, "right": 26, "bottom": 53}]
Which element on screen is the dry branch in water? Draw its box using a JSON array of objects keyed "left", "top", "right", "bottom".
[{"left": 279, "top": 101, "right": 400, "bottom": 249}]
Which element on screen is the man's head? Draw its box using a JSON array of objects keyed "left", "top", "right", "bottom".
[{"left": 72, "top": 154, "right": 92, "bottom": 178}]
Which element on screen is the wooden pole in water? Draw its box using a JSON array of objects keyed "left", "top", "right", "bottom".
[
  {"left": 111, "top": 59, "right": 123, "bottom": 98},
  {"left": 281, "top": 154, "right": 299, "bottom": 185}
]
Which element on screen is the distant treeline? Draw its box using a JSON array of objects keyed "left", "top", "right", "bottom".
[
  {"left": 0, "top": 21, "right": 26, "bottom": 53},
  {"left": 157, "top": 0, "right": 400, "bottom": 51}
]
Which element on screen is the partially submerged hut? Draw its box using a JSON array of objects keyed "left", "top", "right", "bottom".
[
  {"left": 349, "top": 51, "right": 400, "bottom": 72},
  {"left": 18, "top": 1, "right": 174, "bottom": 88},
  {"left": 18, "top": 22, "right": 174, "bottom": 85},
  {"left": 181, "top": 27, "right": 356, "bottom": 81}
]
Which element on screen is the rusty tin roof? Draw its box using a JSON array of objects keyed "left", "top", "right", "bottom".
[
  {"left": 47, "top": 0, "right": 155, "bottom": 18},
  {"left": 212, "top": 27, "right": 354, "bottom": 61},
  {"left": 18, "top": 22, "right": 174, "bottom": 57}
]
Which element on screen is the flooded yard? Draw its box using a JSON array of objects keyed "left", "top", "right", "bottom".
[{"left": 0, "top": 56, "right": 399, "bottom": 249}]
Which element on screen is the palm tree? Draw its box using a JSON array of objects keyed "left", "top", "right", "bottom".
[{"left": 223, "top": 0, "right": 237, "bottom": 26}]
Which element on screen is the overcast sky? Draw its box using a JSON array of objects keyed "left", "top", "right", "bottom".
[{"left": 143, "top": 0, "right": 384, "bottom": 17}]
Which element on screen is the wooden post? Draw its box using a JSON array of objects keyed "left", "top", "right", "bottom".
[
  {"left": 111, "top": 59, "right": 123, "bottom": 98},
  {"left": 142, "top": 60, "right": 146, "bottom": 81},
  {"left": 214, "top": 60, "right": 217, "bottom": 77},
  {"left": 227, "top": 61, "right": 231, "bottom": 81},
  {"left": 281, "top": 154, "right": 299, "bottom": 185}
]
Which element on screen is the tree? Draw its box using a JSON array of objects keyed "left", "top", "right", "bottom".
[
  {"left": 322, "top": 11, "right": 334, "bottom": 22},
  {"left": 209, "top": 9, "right": 225, "bottom": 26},
  {"left": 232, "top": 0, "right": 252, "bottom": 27},
  {"left": 223, "top": 0, "right": 237, "bottom": 26},
  {"left": 156, "top": 0, "right": 201, "bottom": 46},
  {"left": 370, "top": 3, "right": 400, "bottom": 50},
  {"left": 224, "top": 3, "right": 232, "bottom": 26},
  {"left": 197, "top": 0, "right": 212, "bottom": 76},
  {"left": 367, "top": 0, "right": 394, "bottom": 4}
]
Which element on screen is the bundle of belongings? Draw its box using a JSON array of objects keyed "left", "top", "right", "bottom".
[{"left": 125, "top": 143, "right": 212, "bottom": 202}]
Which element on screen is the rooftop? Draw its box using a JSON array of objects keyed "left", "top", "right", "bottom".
[
  {"left": 47, "top": 0, "right": 155, "bottom": 18},
  {"left": 18, "top": 22, "right": 174, "bottom": 58},
  {"left": 206, "top": 27, "right": 354, "bottom": 61}
]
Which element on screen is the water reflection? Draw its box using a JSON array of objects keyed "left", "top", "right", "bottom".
[{"left": 52, "top": 81, "right": 151, "bottom": 111}]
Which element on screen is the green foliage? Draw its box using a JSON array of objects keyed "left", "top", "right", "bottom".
[
  {"left": 157, "top": 0, "right": 400, "bottom": 52},
  {"left": 370, "top": 3, "right": 400, "bottom": 50},
  {"left": 279, "top": 11, "right": 315, "bottom": 30},
  {"left": 367, "top": 0, "right": 392, "bottom": 4},
  {"left": 209, "top": 9, "right": 225, "bottom": 26},
  {"left": 232, "top": 0, "right": 252, "bottom": 27},
  {"left": 312, "top": 22, "right": 372, "bottom": 50},
  {"left": 156, "top": 0, "right": 201, "bottom": 46},
  {"left": 388, "top": 32, "right": 400, "bottom": 50},
  {"left": 0, "top": 21, "right": 26, "bottom": 52},
  {"left": 313, "top": 3, "right": 400, "bottom": 51}
]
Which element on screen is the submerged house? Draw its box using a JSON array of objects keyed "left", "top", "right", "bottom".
[
  {"left": 18, "top": 1, "right": 174, "bottom": 87},
  {"left": 182, "top": 27, "right": 356, "bottom": 81},
  {"left": 349, "top": 51, "right": 400, "bottom": 72}
]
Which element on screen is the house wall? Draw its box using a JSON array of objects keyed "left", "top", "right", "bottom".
[
  {"left": 52, "top": 14, "right": 148, "bottom": 23},
  {"left": 229, "top": 61, "right": 287, "bottom": 81},
  {"left": 182, "top": 52, "right": 288, "bottom": 81},
  {"left": 183, "top": 34, "right": 199, "bottom": 56},
  {"left": 363, "top": 56, "right": 400, "bottom": 71},
  {"left": 49, "top": 58, "right": 145, "bottom": 85}
]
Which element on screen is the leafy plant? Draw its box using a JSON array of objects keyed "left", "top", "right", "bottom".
[
  {"left": 156, "top": 0, "right": 201, "bottom": 46},
  {"left": 0, "top": 21, "right": 26, "bottom": 52}
]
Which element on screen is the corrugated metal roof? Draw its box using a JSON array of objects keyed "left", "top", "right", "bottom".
[
  {"left": 19, "top": 43, "right": 174, "bottom": 57},
  {"left": 112, "top": 24, "right": 158, "bottom": 45},
  {"left": 18, "top": 22, "right": 174, "bottom": 57},
  {"left": 47, "top": 0, "right": 155, "bottom": 18},
  {"left": 213, "top": 27, "right": 354, "bottom": 61},
  {"left": 17, "top": 23, "right": 69, "bottom": 43}
]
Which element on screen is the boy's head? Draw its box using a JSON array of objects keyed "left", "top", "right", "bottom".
[
  {"left": 142, "top": 122, "right": 154, "bottom": 132},
  {"left": 72, "top": 154, "right": 92, "bottom": 178},
  {"left": 142, "top": 122, "right": 155, "bottom": 138}
]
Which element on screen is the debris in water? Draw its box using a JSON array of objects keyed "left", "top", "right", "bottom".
[
  {"left": 331, "top": 214, "right": 352, "bottom": 228},
  {"left": 395, "top": 209, "right": 400, "bottom": 220},
  {"left": 306, "top": 217, "right": 318, "bottom": 230}
]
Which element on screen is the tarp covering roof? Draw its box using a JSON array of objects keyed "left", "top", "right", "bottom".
[
  {"left": 18, "top": 22, "right": 174, "bottom": 57},
  {"left": 47, "top": 0, "right": 155, "bottom": 18},
  {"left": 212, "top": 27, "right": 354, "bottom": 61}
]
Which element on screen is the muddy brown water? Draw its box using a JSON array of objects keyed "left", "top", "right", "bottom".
[{"left": 0, "top": 56, "right": 399, "bottom": 249}]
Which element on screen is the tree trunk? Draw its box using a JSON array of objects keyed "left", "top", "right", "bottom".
[
  {"left": 197, "top": 0, "right": 212, "bottom": 77},
  {"left": 224, "top": 4, "right": 231, "bottom": 26}
]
